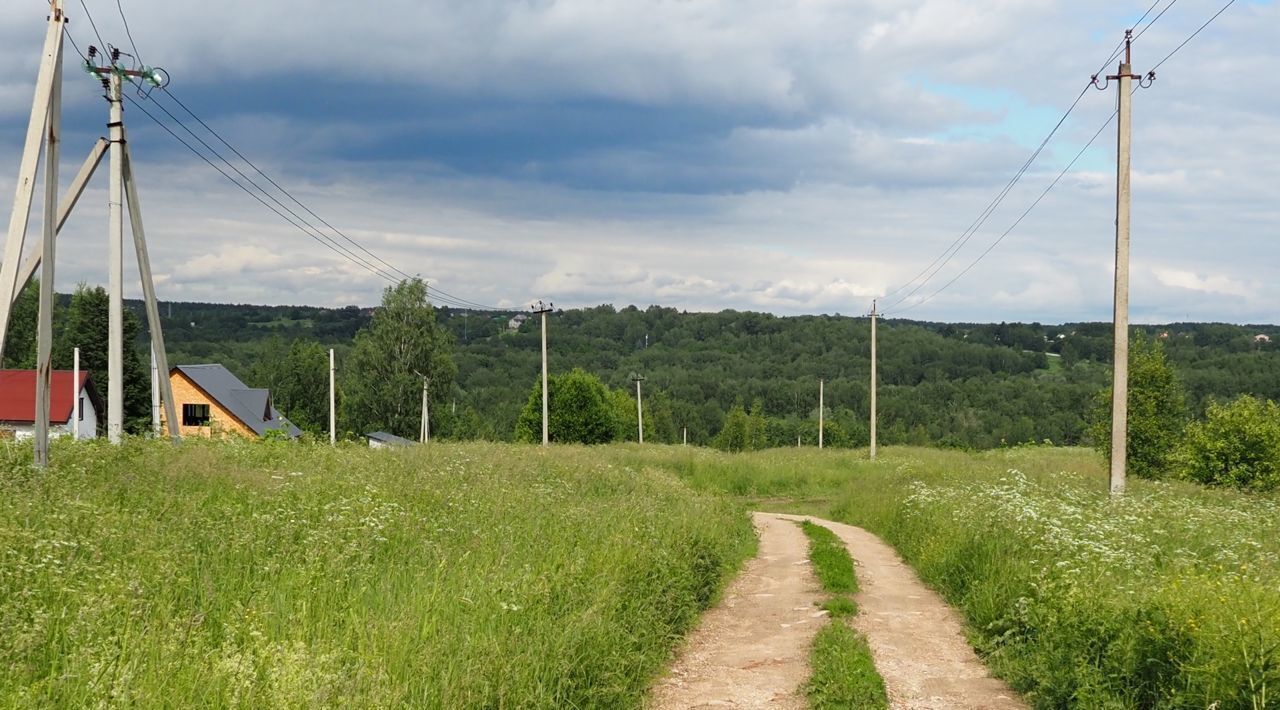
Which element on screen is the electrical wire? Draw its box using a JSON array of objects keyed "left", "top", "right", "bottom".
[
  {"left": 887, "top": 112, "right": 1116, "bottom": 317},
  {"left": 114, "top": 0, "right": 143, "bottom": 67},
  {"left": 880, "top": 0, "right": 1186, "bottom": 314},
  {"left": 1150, "top": 0, "right": 1236, "bottom": 72},
  {"left": 152, "top": 89, "right": 503, "bottom": 312},
  {"left": 76, "top": 0, "right": 107, "bottom": 55},
  {"left": 884, "top": 0, "right": 1239, "bottom": 317},
  {"left": 63, "top": 8, "right": 505, "bottom": 311}
]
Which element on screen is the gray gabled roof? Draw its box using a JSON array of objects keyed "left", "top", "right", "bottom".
[
  {"left": 366, "top": 431, "right": 417, "bottom": 447},
  {"left": 174, "top": 364, "right": 302, "bottom": 438}
]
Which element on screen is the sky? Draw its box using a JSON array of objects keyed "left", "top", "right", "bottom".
[{"left": 0, "top": 0, "right": 1276, "bottom": 323}]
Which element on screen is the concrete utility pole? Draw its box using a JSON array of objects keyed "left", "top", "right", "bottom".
[
  {"left": 1093, "top": 31, "right": 1152, "bottom": 497},
  {"left": 107, "top": 70, "right": 124, "bottom": 444},
  {"left": 818, "top": 378, "right": 825, "bottom": 450},
  {"left": 632, "top": 373, "right": 645, "bottom": 444},
  {"left": 150, "top": 345, "right": 160, "bottom": 436},
  {"left": 3, "top": 18, "right": 179, "bottom": 461},
  {"left": 683, "top": 427, "right": 687, "bottom": 446},
  {"left": 0, "top": 0, "right": 65, "bottom": 365},
  {"left": 419, "top": 375, "right": 431, "bottom": 444},
  {"left": 0, "top": 0, "right": 65, "bottom": 466},
  {"left": 33, "top": 35, "right": 62, "bottom": 468},
  {"left": 328, "top": 348, "right": 336, "bottom": 445},
  {"left": 533, "top": 301, "right": 553, "bottom": 445},
  {"left": 870, "top": 300, "right": 878, "bottom": 461},
  {"left": 72, "top": 347, "right": 80, "bottom": 440}
]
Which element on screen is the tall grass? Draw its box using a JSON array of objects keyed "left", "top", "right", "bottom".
[
  {"left": 0, "top": 439, "right": 754, "bottom": 708},
  {"left": 650, "top": 445, "right": 1280, "bottom": 709}
]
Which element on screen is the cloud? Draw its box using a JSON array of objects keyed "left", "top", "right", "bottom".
[{"left": 0, "top": 0, "right": 1274, "bottom": 325}]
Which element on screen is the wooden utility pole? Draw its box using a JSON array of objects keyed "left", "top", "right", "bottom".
[
  {"left": 632, "top": 373, "right": 645, "bottom": 443},
  {"left": 818, "top": 378, "right": 825, "bottom": 450},
  {"left": 1093, "top": 30, "right": 1150, "bottom": 497},
  {"left": 328, "top": 348, "right": 336, "bottom": 444},
  {"left": 533, "top": 301, "right": 552, "bottom": 445},
  {"left": 870, "top": 300, "right": 878, "bottom": 460}
]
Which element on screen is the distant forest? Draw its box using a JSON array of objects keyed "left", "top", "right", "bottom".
[{"left": 109, "top": 297, "right": 1280, "bottom": 449}]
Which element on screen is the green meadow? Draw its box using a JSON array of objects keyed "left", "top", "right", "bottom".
[
  {"left": 5, "top": 440, "right": 1280, "bottom": 708},
  {"left": 0, "top": 440, "right": 752, "bottom": 708}
]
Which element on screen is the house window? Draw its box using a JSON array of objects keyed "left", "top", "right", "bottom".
[
  {"left": 78, "top": 396, "right": 84, "bottom": 421},
  {"left": 182, "top": 404, "right": 211, "bottom": 426}
]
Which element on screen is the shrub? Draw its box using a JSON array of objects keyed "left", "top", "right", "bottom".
[
  {"left": 1088, "top": 335, "right": 1186, "bottom": 479},
  {"left": 515, "top": 368, "right": 617, "bottom": 444},
  {"left": 1175, "top": 395, "right": 1280, "bottom": 491}
]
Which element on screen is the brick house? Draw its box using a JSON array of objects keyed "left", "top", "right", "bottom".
[{"left": 163, "top": 364, "right": 301, "bottom": 439}]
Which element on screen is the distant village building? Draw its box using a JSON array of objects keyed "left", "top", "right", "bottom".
[
  {"left": 163, "top": 364, "right": 300, "bottom": 439},
  {"left": 0, "top": 370, "right": 101, "bottom": 440},
  {"left": 508, "top": 314, "right": 529, "bottom": 331},
  {"left": 1255, "top": 334, "right": 1271, "bottom": 344},
  {"left": 366, "top": 431, "right": 417, "bottom": 449}
]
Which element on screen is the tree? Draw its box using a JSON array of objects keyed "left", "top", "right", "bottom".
[
  {"left": 515, "top": 368, "right": 617, "bottom": 444},
  {"left": 55, "top": 284, "right": 149, "bottom": 433},
  {"left": 1175, "top": 396, "right": 1280, "bottom": 492},
  {"left": 254, "top": 339, "right": 331, "bottom": 435},
  {"left": 1088, "top": 335, "right": 1187, "bottom": 479},
  {"left": 1, "top": 279, "right": 39, "bottom": 368},
  {"left": 713, "top": 401, "right": 750, "bottom": 452},
  {"left": 342, "top": 279, "right": 456, "bottom": 439}
]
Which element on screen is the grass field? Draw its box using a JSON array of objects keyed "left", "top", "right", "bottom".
[
  {"left": 643, "top": 445, "right": 1280, "bottom": 709},
  {"left": 0, "top": 440, "right": 753, "bottom": 708}
]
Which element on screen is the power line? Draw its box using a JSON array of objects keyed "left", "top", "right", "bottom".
[
  {"left": 881, "top": 0, "right": 1186, "bottom": 313},
  {"left": 888, "top": 112, "right": 1116, "bottom": 317},
  {"left": 76, "top": 0, "right": 107, "bottom": 54},
  {"left": 1150, "top": 0, "right": 1236, "bottom": 72},
  {"left": 142, "top": 87, "right": 504, "bottom": 310},
  {"left": 886, "top": 0, "right": 1238, "bottom": 317},
  {"left": 64, "top": 13, "right": 504, "bottom": 310},
  {"left": 114, "top": 0, "right": 143, "bottom": 67}
]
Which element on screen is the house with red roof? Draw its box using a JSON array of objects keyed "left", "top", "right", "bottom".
[{"left": 0, "top": 370, "right": 102, "bottom": 440}]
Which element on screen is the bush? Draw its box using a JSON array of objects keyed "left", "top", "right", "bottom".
[
  {"left": 1088, "top": 335, "right": 1186, "bottom": 479},
  {"left": 1175, "top": 396, "right": 1280, "bottom": 491},
  {"left": 515, "top": 368, "right": 617, "bottom": 444}
]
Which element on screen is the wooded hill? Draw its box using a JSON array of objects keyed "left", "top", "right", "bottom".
[{"left": 101, "top": 298, "right": 1280, "bottom": 449}]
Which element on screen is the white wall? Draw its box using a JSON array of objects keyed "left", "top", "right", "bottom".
[{"left": 68, "top": 387, "right": 99, "bottom": 439}]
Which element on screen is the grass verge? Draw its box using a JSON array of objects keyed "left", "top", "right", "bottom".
[
  {"left": 0, "top": 439, "right": 755, "bottom": 708},
  {"left": 799, "top": 520, "right": 887, "bottom": 709}
]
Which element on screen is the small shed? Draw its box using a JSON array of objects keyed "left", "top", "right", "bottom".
[{"left": 367, "top": 431, "right": 417, "bottom": 449}]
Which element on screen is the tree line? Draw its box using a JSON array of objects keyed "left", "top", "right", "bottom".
[{"left": 9, "top": 281, "right": 1280, "bottom": 450}]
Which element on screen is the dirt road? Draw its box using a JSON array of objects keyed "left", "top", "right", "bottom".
[
  {"left": 652, "top": 512, "right": 1025, "bottom": 710},
  {"left": 769, "top": 513, "right": 1026, "bottom": 710},
  {"left": 649, "top": 512, "right": 825, "bottom": 708}
]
